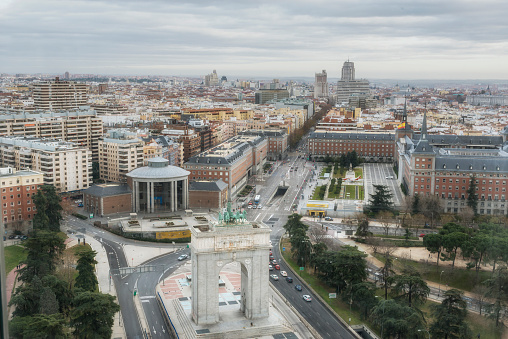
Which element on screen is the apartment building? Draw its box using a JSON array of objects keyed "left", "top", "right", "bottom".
[
  {"left": 98, "top": 130, "right": 144, "bottom": 183},
  {"left": 240, "top": 129, "right": 289, "bottom": 160},
  {"left": 0, "top": 107, "right": 104, "bottom": 161},
  {"left": 254, "top": 89, "right": 290, "bottom": 104},
  {"left": 183, "top": 108, "right": 254, "bottom": 121},
  {"left": 0, "top": 167, "right": 44, "bottom": 233},
  {"left": 32, "top": 77, "right": 88, "bottom": 110},
  {"left": 0, "top": 137, "right": 92, "bottom": 192},
  {"left": 184, "top": 135, "right": 268, "bottom": 196},
  {"left": 162, "top": 127, "right": 201, "bottom": 162}
]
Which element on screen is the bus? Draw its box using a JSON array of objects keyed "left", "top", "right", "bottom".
[{"left": 254, "top": 195, "right": 261, "bottom": 204}]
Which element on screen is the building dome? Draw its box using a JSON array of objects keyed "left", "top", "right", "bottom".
[{"left": 127, "top": 157, "right": 190, "bottom": 179}]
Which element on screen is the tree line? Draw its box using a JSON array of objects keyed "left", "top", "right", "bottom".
[
  {"left": 283, "top": 213, "right": 480, "bottom": 338},
  {"left": 8, "top": 185, "right": 120, "bottom": 338}
]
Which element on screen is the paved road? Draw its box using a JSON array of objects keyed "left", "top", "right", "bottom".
[
  {"left": 364, "top": 163, "right": 403, "bottom": 206},
  {"left": 248, "top": 153, "right": 357, "bottom": 339}
]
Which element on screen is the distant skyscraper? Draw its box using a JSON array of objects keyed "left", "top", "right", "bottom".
[
  {"left": 314, "top": 70, "right": 329, "bottom": 99},
  {"left": 204, "top": 70, "right": 219, "bottom": 86},
  {"left": 64, "top": 71, "right": 70, "bottom": 80},
  {"left": 341, "top": 61, "right": 355, "bottom": 81},
  {"left": 336, "top": 60, "right": 372, "bottom": 108}
]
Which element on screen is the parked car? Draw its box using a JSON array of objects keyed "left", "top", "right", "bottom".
[
  {"left": 324, "top": 216, "right": 333, "bottom": 221},
  {"left": 177, "top": 254, "right": 188, "bottom": 261},
  {"left": 269, "top": 265, "right": 274, "bottom": 271},
  {"left": 303, "top": 295, "right": 312, "bottom": 302},
  {"left": 295, "top": 285, "right": 302, "bottom": 291},
  {"left": 21, "top": 235, "right": 28, "bottom": 240},
  {"left": 419, "top": 234, "right": 426, "bottom": 238},
  {"left": 77, "top": 203, "right": 83, "bottom": 207},
  {"left": 8, "top": 235, "right": 15, "bottom": 239}
]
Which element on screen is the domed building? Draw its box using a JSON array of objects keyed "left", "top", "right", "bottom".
[{"left": 126, "top": 158, "right": 190, "bottom": 213}]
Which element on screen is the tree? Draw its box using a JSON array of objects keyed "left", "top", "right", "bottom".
[
  {"left": 92, "top": 161, "right": 100, "bottom": 181},
  {"left": 41, "top": 275, "right": 74, "bottom": 316},
  {"left": 18, "top": 230, "right": 66, "bottom": 283},
  {"left": 351, "top": 282, "right": 378, "bottom": 319},
  {"left": 355, "top": 215, "right": 371, "bottom": 238},
  {"left": 335, "top": 246, "right": 368, "bottom": 297},
  {"left": 430, "top": 289, "right": 472, "bottom": 339},
  {"left": 75, "top": 248, "right": 99, "bottom": 292},
  {"left": 9, "top": 275, "right": 44, "bottom": 317},
  {"left": 412, "top": 194, "right": 420, "bottom": 215},
  {"left": 379, "top": 254, "right": 395, "bottom": 300},
  {"left": 283, "top": 213, "right": 307, "bottom": 238},
  {"left": 442, "top": 232, "right": 468, "bottom": 268},
  {"left": 378, "top": 211, "right": 393, "bottom": 236},
  {"left": 290, "top": 228, "right": 312, "bottom": 267},
  {"left": 33, "top": 185, "right": 63, "bottom": 232},
  {"left": 368, "top": 185, "right": 393, "bottom": 214},
  {"left": 462, "top": 234, "right": 489, "bottom": 275},
  {"left": 39, "top": 286, "right": 59, "bottom": 315},
  {"left": 70, "top": 291, "right": 120, "bottom": 339},
  {"left": 391, "top": 267, "right": 430, "bottom": 308},
  {"left": 419, "top": 195, "right": 442, "bottom": 228},
  {"left": 9, "top": 313, "right": 68, "bottom": 339},
  {"left": 466, "top": 175, "right": 478, "bottom": 215},
  {"left": 423, "top": 233, "right": 443, "bottom": 267},
  {"left": 371, "top": 299, "right": 427, "bottom": 339},
  {"left": 483, "top": 266, "right": 508, "bottom": 327}
]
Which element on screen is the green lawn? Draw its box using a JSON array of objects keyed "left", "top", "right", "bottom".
[
  {"left": 354, "top": 168, "right": 363, "bottom": 178},
  {"left": 4, "top": 245, "right": 27, "bottom": 273},
  {"left": 344, "top": 185, "right": 363, "bottom": 200}
]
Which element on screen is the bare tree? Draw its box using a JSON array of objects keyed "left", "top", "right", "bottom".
[
  {"left": 458, "top": 206, "right": 475, "bottom": 228},
  {"left": 472, "top": 284, "right": 489, "bottom": 315},
  {"left": 419, "top": 195, "right": 442, "bottom": 228},
  {"left": 378, "top": 211, "right": 393, "bottom": 236},
  {"left": 308, "top": 225, "right": 328, "bottom": 244}
]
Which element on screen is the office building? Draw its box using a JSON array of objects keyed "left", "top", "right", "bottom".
[
  {"left": 254, "top": 89, "right": 290, "bottom": 104},
  {"left": 0, "top": 137, "right": 92, "bottom": 193},
  {"left": 336, "top": 61, "right": 371, "bottom": 108},
  {"left": 314, "top": 70, "right": 329, "bottom": 99},
  {"left": 205, "top": 70, "right": 219, "bottom": 86},
  {"left": 32, "top": 77, "right": 88, "bottom": 110}
]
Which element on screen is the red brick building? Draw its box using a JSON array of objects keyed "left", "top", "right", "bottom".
[
  {"left": 188, "top": 180, "right": 228, "bottom": 209},
  {"left": 0, "top": 167, "right": 44, "bottom": 234},
  {"left": 83, "top": 183, "right": 132, "bottom": 217}
]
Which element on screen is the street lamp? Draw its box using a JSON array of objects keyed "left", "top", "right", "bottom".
[
  {"left": 439, "top": 270, "right": 444, "bottom": 297},
  {"left": 418, "top": 328, "right": 430, "bottom": 339}
]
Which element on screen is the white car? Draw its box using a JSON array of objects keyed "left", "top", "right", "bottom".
[
  {"left": 248, "top": 205, "right": 253, "bottom": 209},
  {"left": 178, "top": 254, "right": 188, "bottom": 261},
  {"left": 385, "top": 175, "right": 394, "bottom": 179},
  {"left": 280, "top": 271, "right": 287, "bottom": 277},
  {"left": 303, "top": 295, "right": 312, "bottom": 302},
  {"left": 269, "top": 265, "right": 274, "bottom": 271},
  {"left": 270, "top": 274, "right": 279, "bottom": 281}
]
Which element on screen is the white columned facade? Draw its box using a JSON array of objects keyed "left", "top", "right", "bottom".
[{"left": 150, "top": 181, "right": 155, "bottom": 213}]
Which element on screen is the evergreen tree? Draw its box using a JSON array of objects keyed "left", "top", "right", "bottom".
[
  {"left": 33, "top": 185, "right": 63, "bottom": 232},
  {"left": 39, "top": 286, "right": 59, "bottom": 315},
  {"left": 412, "top": 194, "right": 420, "bottom": 215},
  {"left": 423, "top": 233, "right": 443, "bottom": 267},
  {"left": 371, "top": 299, "right": 427, "bottom": 339},
  {"left": 368, "top": 185, "right": 393, "bottom": 214},
  {"left": 9, "top": 275, "right": 44, "bottom": 317},
  {"left": 71, "top": 291, "right": 120, "bottom": 339},
  {"left": 9, "top": 313, "right": 68, "bottom": 339},
  {"left": 75, "top": 249, "right": 99, "bottom": 292},
  {"left": 466, "top": 175, "right": 478, "bottom": 215},
  {"left": 391, "top": 267, "right": 430, "bottom": 308},
  {"left": 430, "top": 289, "right": 472, "bottom": 339},
  {"left": 18, "top": 230, "right": 66, "bottom": 283},
  {"left": 483, "top": 266, "right": 508, "bottom": 327}
]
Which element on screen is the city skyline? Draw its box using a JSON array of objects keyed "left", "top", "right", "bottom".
[{"left": 2, "top": 0, "right": 508, "bottom": 79}]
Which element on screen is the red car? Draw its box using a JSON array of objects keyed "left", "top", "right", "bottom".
[
  {"left": 419, "top": 234, "right": 425, "bottom": 238},
  {"left": 275, "top": 264, "right": 280, "bottom": 270}
]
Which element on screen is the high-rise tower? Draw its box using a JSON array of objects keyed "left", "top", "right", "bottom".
[
  {"left": 314, "top": 70, "right": 329, "bottom": 99},
  {"left": 341, "top": 61, "right": 355, "bottom": 81},
  {"left": 336, "top": 60, "right": 372, "bottom": 108}
]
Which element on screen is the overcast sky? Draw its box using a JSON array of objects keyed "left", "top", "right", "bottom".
[{"left": 2, "top": 0, "right": 508, "bottom": 79}]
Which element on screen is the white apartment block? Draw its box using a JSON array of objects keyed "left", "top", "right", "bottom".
[
  {"left": 32, "top": 77, "right": 88, "bottom": 110},
  {"left": 0, "top": 137, "right": 92, "bottom": 193},
  {"left": 0, "top": 108, "right": 103, "bottom": 161},
  {"left": 99, "top": 130, "right": 144, "bottom": 182}
]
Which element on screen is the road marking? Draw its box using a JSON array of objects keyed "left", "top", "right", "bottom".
[
  {"left": 141, "top": 300, "right": 151, "bottom": 303},
  {"left": 139, "top": 296, "right": 156, "bottom": 299}
]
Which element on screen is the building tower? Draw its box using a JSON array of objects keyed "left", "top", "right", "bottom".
[
  {"left": 314, "top": 70, "right": 329, "bottom": 99},
  {"left": 341, "top": 61, "right": 355, "bottom": 81}
]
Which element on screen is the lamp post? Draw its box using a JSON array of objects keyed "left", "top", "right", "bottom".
[
  {"left": 439, "top": 270, "right": 444, "bottom": 297},
  {"left": 418, "top": 328, "right": 430, "bottom": 339}
]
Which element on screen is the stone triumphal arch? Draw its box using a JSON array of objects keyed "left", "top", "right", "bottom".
[{"left": 190, "top": 206, "right": 271, "bottom": 325}]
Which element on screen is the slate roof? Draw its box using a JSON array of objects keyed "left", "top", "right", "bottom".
[
  {"left": 413, "top": 134, "right": 502, "bottom": 147},
  {"left": 309, "top": 132, "right": 395, "bottom": 141},
  {"left": 189, "top": 179, "right": 228, "bottom": 192},
  {"left": 435, "top": 154, "right": 508, "bottom": 173},
  {"left": 84, "top": 184, "right": 132, "bottom": 197}
]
